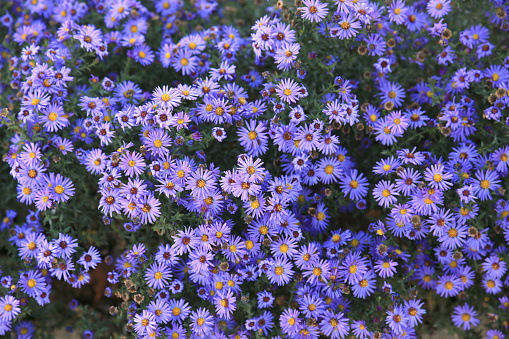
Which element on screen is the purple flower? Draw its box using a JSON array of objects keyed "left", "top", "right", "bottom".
[{"left": 451, "top": 303, "right": 480, "bottom": 330}]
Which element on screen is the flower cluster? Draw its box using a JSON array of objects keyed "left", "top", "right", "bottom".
[{"left": 1, "top": 0, "right": 509, "bottom": 338}]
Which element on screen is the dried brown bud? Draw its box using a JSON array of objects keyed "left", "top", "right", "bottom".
[
  {"left": 468, "top": 227, "right": 478, "bottom": 237},
  {"left": 109, "top": 306, "right": 118, "bottom": 315},
  {"left": 384, "top": 101, "right": 395, "bottom": 111},
  {"left": 111, "top": 153, "right": 120, "bottom": 163},
  {"left": 125, "top": 323, "right": 134, "bottom": 332},
  {"left": 441, "top": 28, "right": 452, "bottom": 40},
  {"left": 377, "top": 244, "right": 388, "bottom": 255},
  {"left": 306, "top": 318, "right": 317, "bottom": 327},
  {"left": 220, "top": 262, "right": 229, "bottom": 271},
  {"left": 496, "top": 88, "right": 507, "bottom": 98},
  {"left": 134, "top": 294, "right": 144, "bottom": 304},
  {"left": 308, "top": 207, "right": 316, "bottom": 217},
  {"left": 139, "top": 145, "right": 146, "bottom": 155},
  {"left": 124, "top": 279, "right": 134, "bottom": 289},
  {"left": 487, "top": 93, "right": 498, "bottom": 105},
  {"left": 411, "top": 215, "right": 421, "bottom": 226}
]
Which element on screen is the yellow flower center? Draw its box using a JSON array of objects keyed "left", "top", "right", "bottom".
[
  {"left": 480, "top": 179, "right": 490, "bottom": 189},
  {"left": 248, "top": 131, "right": 257, "bottom": 140}
]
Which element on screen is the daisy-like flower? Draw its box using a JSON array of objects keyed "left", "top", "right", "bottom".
[
  {"left": 456, "top": 185, "right": 477, "bottom": 203},
  {"left": 0, "top": 295, "right": 21, "bottom": 321},
  {"left": 275, "top": 42, "right": 300, "bottom": 71},
  {"left": 374, "top": 259, "right": 398, "bottom": 278},
  {"left": 374, "top": 119, "right": 399, "bottom": 146},
  {"left": 436, "top": 274, "right": 462, "bottom": 297},
  {"left": 190, "top": 307, "right": 214, "bottom": 335},
  {"left": 152, "top": 86, "right": 182, "bottom": 109},
  {"left": 334, "top": 13, "right": 361, "bottom": 40},
  {"left": 75, "top": 25, "right": 103, "bottom": 52},
  {"left": 237, "top": 119, "right": 269, "bottom": 157},
  {"left": 120, "top": 151, "right": 146, "bottom": 177},
  {"left": 167, "top": 299, "right": 191, "bottom": 324},
  {"left": 276, "top": 78, "right": 301, "bottom": 104},
  {"left": 280, "top": 308, "right": 302, "bottom": 335},
  {"left": 147, "top": 298, "right": 171, "bottom": 324},
  {"left": 78, "top": 246, "right": 101, "bottom": 272},
  {"left": 380, "top": 81, "right": 406, "bottom": 108},
  {"left": 427, "top": 0, "right": 452, "bottom": 19},
  {"left": 340, "top": 252, "right": 368, "bottom": 284},
  {"left": 404, "top": 299, "right": 426, "bottom": 327},
  {"left": 267, "top": 257, "right": 294, "bottom": 286},
  {"left": 451, "top": 303, "right": 480, "bottom": 330},
  {"left": 388, "top": 0, "right": 408, "bottom": 25},
  {"left": 137, "top": 194, "right": 161, "bottom": 224},
  {"left": 492, "top": 146, "right": 509, "bottom": 173},
  {"left": 340, "top": 169, "right": 368, "bottom": 200},
  {"left": 214, "top": 289, "right": 237, "bottom": 319},
  {"left": 210, "top": 61, "right": 236, "bottom": 81},
  {"left": 145, "top": 262, "right": 171, "bottom": 290},
  {"left": 319, "top": 310, "right": 350, "bottom": 339},
  {"left": 40, "top": 104, "right": 68, "bottom": 132},
  {"left": 351, "top": 320, "right": 370, "bottom": 339},
  {"left": 386, "top": 305, "right": 409, "bottom": 333},
  {"left": 22, "top": 88, "right": 50, "bottom": 111},
  {"left": 133, "top": 310, "right": 157, "bottom": 336},
  {"left": 438, "top": 223, "right": 467, "bottom": 249},
  {"left": 316, "top": 157, "right": 343, "bottom": 184},
  {"left": 351, "top": 270, "right": 376, "bottom": 299},
  {"left": 133, "top": 44, "right": 154, "bottom": 66},
  {"left": 46, "top": 172, "right": 75, "bottom": 203},
  {"left": 300, "top": 0, "right": 329, "bottom": 23},
  {"left": 172, "top": 49, "right": 198, "bottom": 76},
  {"left": 482, "top": 255, "right": 507, "bottom": 279},
  {"left": 483, "top": 276, "right": 503, "bottom": 294},
  {"left": 145, "top": 129, "right": 172, "bottom": 157},
  {"left": 471, "top": 170, "right": 501, "bottom": 201},
  {"left": 373, "top": 180, "right": 400, "bottom": 208},
  {"left": 185, "top": 168, "right": 217, "bottom": 199},
  {"left": 424, "top": 164, "right": 453, "bottom": 190}
]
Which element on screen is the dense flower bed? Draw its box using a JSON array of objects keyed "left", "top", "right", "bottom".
[{"left": 1, "top": 0, "right": 509, "bottom": 338}]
